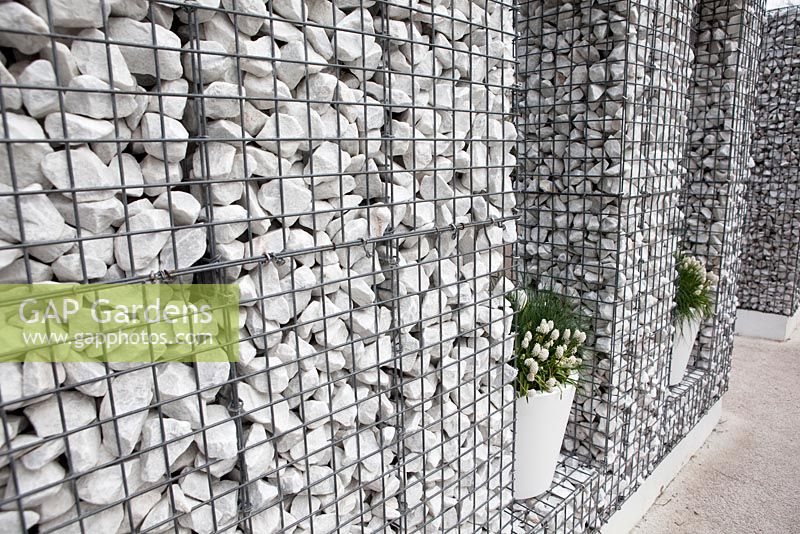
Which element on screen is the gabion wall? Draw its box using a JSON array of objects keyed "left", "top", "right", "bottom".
[
  {"left": 515, "top": 0, "right": 695, "bottom": 519},
  {"left": 739, "top": 6, "right": 800, "bottom": 317},
  {"left": 0, "top": 1, "right": 517, "bottom": 532},
  {"left": 681, "top": 0, "right": 764, "bottom": 400}
]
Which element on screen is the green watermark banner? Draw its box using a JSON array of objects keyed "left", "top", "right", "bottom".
[{"left": 0, "top": 284, "right": 240, "bottom": 362}]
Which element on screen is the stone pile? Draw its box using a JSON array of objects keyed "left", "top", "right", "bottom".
[
  {"left": 682, "top": 0, "right": 763, "bottom": 400},
  {"left": 0, "top": 0, "right": 516, "bottom": 532},
  {"left": 738, "top": 7, "right": 800, "bottom": 317},
  {"left": 516, "top": 0, "right": 693, "bottom": 509}
]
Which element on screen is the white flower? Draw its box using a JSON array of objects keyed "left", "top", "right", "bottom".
[
  {"left": 547, "top": 320, "right": 554, "bottom": 331},
  {"left": 536, "top": 319, "right": 550, "bottom": 334},
  {"left": 544, "top": 340, "right": 554, "bottom": 349},
  {"left": 545, "top": 377, "right": 557, "bottom": 391},
  {"left": 521, "top": 336, "right": 530, "bottom": 349},
  {"left": 550, "top": 328, "right": 560, "bottom": 341},
  {"left": 555, "top": 345, "right": 565, "bottom": 358},
  {"left": 524, "top": 358, "right": 535, "bottom": 368},
  {"left": 538, "top": 347, "right": 549, "bottom": 361},
  {"left": 532, "top": 343, "right": 541, "bottom": 355},
  {"left": 563, "top": 329, "right": 571, "bottom": 341},
  {"left": 524, "top": 331, "right": 533, "bottom": 342},
  {"left": 528, "top": 361, "right": 539, "bottom": 375},
  {"left": 526, "top": 372, "right": 537, "bottom": 382},
  {"left": 575, "top": 330, "right": 587, "bottom": 344}
]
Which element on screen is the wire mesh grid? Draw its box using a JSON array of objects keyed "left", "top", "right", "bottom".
[
  {"left": 0, "top": 0, "right": 518, "bottom": 532},
  {"left": 515, "top": 0, "right": 694, "bottom": 516},
  {"left": 738, "top": 5, "right": 800, "bottom": 317},
  {"left": 661, "top": 367, "right": 712, "bottom": 450},
  {"left": 681, "top": 0, "right": 765, "bottom": 403},
  {"left": 507, "top": 461, "right": 600, "bottom": 534}
]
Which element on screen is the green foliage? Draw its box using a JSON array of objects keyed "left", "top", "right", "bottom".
[
  {"left": 674, "top": 253, "right": 718, "bottom": 323},
  {"left": 510, "top": 288, "right": 589, "bottom": 399}
]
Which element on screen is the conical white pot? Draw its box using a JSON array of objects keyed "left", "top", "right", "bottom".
[
  {"left": 513, "top": 380, "right": 576, "bottom": 499},
  {"left": 669, "top": 316, "right": 701, "bottom": 386}
]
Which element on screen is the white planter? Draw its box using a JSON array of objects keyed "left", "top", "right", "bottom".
[
  {"left": 669, "top": 316, "right": 701, "bottom": 386},
  {"left": 513, "top": 379, "right": 576, "bottom": 499}
]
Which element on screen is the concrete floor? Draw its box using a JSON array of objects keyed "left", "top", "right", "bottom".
[{"left": 632, "top": 335, "right": 800, "bottom": 533}]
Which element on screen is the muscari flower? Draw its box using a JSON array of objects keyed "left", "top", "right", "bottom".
[
  {"left": 545, "top": 377, "right": 557, "bottom": 390},
  {"left": 550, "top": 328, "right": 560, "bottom": 341}
]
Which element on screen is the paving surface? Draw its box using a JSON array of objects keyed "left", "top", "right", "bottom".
[{"left": 632, "top": 334, "right": 800, "bottom": 533}]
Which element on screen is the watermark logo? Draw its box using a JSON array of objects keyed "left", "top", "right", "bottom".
[{"left": 0, "top": 284, "right": 239, "bottom": 362}]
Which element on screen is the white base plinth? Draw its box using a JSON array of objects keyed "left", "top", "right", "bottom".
[
  {"left": 736, "top": 307, "right": 800, "bottom": 341},
  {"left": 601, "top": 400, "right": 722, "bottom": 534}
]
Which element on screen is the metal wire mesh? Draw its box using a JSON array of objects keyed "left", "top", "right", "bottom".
[
  {"left": 515, "top": 0, "right": 695, "bottom": 516},
  {"left": 0, "top": 0, "right": 517, "bottom": 532},
  {"left": 681, "top": 0, "right": 765, "bottom": 402},
  {"left": 507, "top": 461, "right": 600, "bottom": 534},
  {"left": 738, "top": 5, "right": 800, "bottom": 317}
]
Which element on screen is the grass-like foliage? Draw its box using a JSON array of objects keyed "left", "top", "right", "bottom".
[
  {"left": 675, "top": 253, "right": 718, "bottom": 323},
  {"left": 509, "top": 289, "right": 588, "bottom": 399}
]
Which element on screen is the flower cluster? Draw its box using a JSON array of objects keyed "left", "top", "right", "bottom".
[
  {"left": 516, "top": 317, "right": 586, "bottom": 397},
  {"left": 675, "top": 253, "right": 718, "bottom": 322}
]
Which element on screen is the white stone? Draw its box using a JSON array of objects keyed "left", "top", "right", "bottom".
[
  {"left": 336, "top": 10, "right": 376, "bottom": 62},
  {"left": 51, "top": 195, "right": 124, "bottom": 233},
  {"left": 257, "top": 113, "right": 304, "bottom": 157},
  {"left": 109, "top": 153, "right": 145, "bottom": 197},
  {"left": 41, "top": 147, "right": 118, "bottom": 201},
  {"left": 194, "top": 141, "right": 236, "bottom": 181},
  {"left": 107, "top": 17, "right": 183, "bottom": 80},
  {"left": 244, "top": 423, "right": 275, "bottom": 479},
  {"left": 0, "top": 3, "right": 49, "bottom": 54},
  {"left": 182, "top": 40, "right": 232, "bottom": 84},
  {"left": 27, "top": 0, "right": 107, "bottom": 28},
  {"left": 277, "top": 41, "right": 326, "bottom": 90},
  {"left": 242, "top": 36, "right": 279, "bottom": 77},
  {"left": 64, "top": 75, "right": 137, "bottom": 119},
  {"left": 19, "top": 60, "right": 59, "bottom": 119},
  {"left": 211, "top": 204, "right": 249, "bottom": 243},
  {"left": 114, "top": 208, "right": 172, "bottom": 272},
  {"left": 140, "top": 113, "right": 189, "bottom": 162},
  {"left": 154, "top": 191, "right": 201, "bottom": 225},
  {"left": 0, "top": 184, "right": 65, "bottom": 244},
  {"left": 204, "top": 81, "right": 243, "bottom": 119},
  {"left": 72, "top": 29, "right": 136, "bottom": 90},
  {"left": 0, "top": 112, "right": 52, "bottom": 188},
  {"left": 148, "top": 79, "right": 189, "bottom": 120},
  {"left": 3, "top": 461, "right": 64, "bottom": 507},
  {"left": 0, "top": 511, "right": 40, "bottom": 533},
  {"left": 258, "top": 179, "right": 312, "bottom": 227},
  {"left": 140, "top": 417, "right": 193, "bottom": 482},
  {"left": 0, "top": 63, "right": 21, "bottom": 111},
  {"left": 44, "top": 112, "right": 115, "bottom": 144},
  {"left": 140, "top": 155, "right": 183, "bottom": 195},
  {"left": 99, "top": 369, "right": 154, "bottom": 456},
  {"left": 195, "top": 404, "right": 237, "bottom": 459},
  {"left": 159, "top": 226, "right": 207, "bottom": 270},
  {"left": 52, "top": 253, "right": 108, "bottom": 280}
]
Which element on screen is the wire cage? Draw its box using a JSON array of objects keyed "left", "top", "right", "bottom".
[
  {"left": 515, "top": 0, "right": 694, "bottom": 520},
  {"left": 680, "top": 0, "right": 764, "bottom": 404},
  {"left": 507, "top": 461, "right": 601, "bottom": 534},
  {"left": 738, "top": 5, "right": 800, "bottom": 318},
  {"left": 0, "top": 0, "right": 518, "bottom": 532}
]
